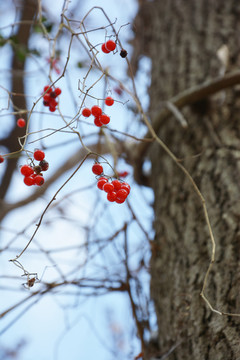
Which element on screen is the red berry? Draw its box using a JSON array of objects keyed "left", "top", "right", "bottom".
[
  {"left": 94, "top": 117, "right": 103, "bottom": 127},
  {"left": 34, "top": 175, "right": 44, "bottom": 186},
  {"left": 107, "top": 191, "right": 117, "bottom": 202},
  {"left": 82, "top": 108, "right": 91, "bottom": 117},
  {"left": 97, "top": 177, "right": 108, "bottom": 190},
  {"left": 121, "top": 182, "right": 130, "bottom": 195},
  {"left": 116, "top": 189, "right": 128, "bottom": 201},
  {"left": 91, "top": 105, "right": 102, "bottom": 117},
  {"left": 103, "top": 182, "right": 114, "bottom": 193},
  {"left": 114, "top": 87, "right": 123, "bottom": 96},
  {"left": 118, "top": 171, "right": 129, "bottom": 178},
  {"left": 92, "top": 163, "right": 103, "bottom": 175},
  {"left": 49, "top": 98, "right": 58, "bottom": 107},
  {"left": 39, "top": 160, "right": 49, "bottom": 171},
  {"left": 43, "top": 94, "right": 51, "bottom": 102},
  {"left": 105, "top": 96, "right": 114, "bottom": 106},
  {"left": 99, "top": 114, "right": 110, "bottom": 125},
  {"left": 34, "top": 149, "right": 45, "bottom": 161},
  {"left": 43, "top": 100, "right": 49, "bottom": 106},
  {"left": 49, "top": 102, "right": 57, "bottom": 111},
  {"left": 17, "top": 118, "right": 26, "bottom": 128},
  {"left": 43, "top": 86, "right": 52, "bottom": 93},
  {"left": 115, "top": 197, "right": 125, "bottom": 204},
  {"left": 105, "top": 40, "right": 116, "bottom": 52},
  {"left": 111, "top": 180, "right": 122, "bottom": 191},
  {"left": 20, "top": 165, "right": 34, "bottom": 177},
  {"left": 54, "top": 88, "right": 61, "bottom": 96},
  {"left": 24, "top": 176, "right": 35, "bottom": 186},
  {"left": 101, "top": 43, "right": 110, "bottom": 54},
  {"left": 0, "top": 156, "right": 4, "bottom": 163}
]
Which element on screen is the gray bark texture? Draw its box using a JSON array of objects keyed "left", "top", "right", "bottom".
[{"left": 132, "top": 1, "right": 240, "bottom": 359}]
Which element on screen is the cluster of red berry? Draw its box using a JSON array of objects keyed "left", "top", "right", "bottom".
[
  {"left": 82, "top": 97, "right": 114, "bottom": 127},
  {"left": 20, "top": 150, "right": 49, "bottom": 186},
  {"left": 0, "top": 155, "right": 4, "bottom": 163},
  {"left": 17, "top": 118, "right": 26, "bottom": 128},
  {"left": 42, "top": 86, "right": 61, "bottom": 112},
  {"left": 92, "top": 163, "right": 130, "bottom": 204},
  {"left": 101, "top": 39, "right": 116, "bottom": 54}
]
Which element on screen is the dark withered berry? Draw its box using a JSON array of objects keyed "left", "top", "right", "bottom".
[
  {"left": 33, "top": 165, "right": 42, "bottom": 174},
  {"left": 39, "top": 160, "right": 49, "bottom": 171},
  {"left": 120, "top": 49, "right": 127, "bottom": 58}
]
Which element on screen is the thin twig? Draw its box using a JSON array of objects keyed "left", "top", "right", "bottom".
[{"left": 10, "top": 153, "right": 92, "bottom": 260}]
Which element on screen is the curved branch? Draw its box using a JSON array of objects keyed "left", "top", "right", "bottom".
[{"left": 132, "top": 70, "right": 240, "bottom": 184}]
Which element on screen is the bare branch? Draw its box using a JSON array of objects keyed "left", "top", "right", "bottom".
[{"left": 134, "top": 70, "right": 240, "bottom": 172}]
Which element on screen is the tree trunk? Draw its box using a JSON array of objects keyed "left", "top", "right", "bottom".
[
  {"left": 133, "top": 1, "right": 240, "bottom": 358},
  {"left": 0, "top": 0, "right": 37, "bottom": 200}
]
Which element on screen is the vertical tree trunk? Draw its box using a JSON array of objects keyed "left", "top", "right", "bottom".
[
  {"left": 0, "top": 0, "right": 37, "bottom": 200},
  {"left": 133, "top": 1, "right": 240, "bottom": 358}
]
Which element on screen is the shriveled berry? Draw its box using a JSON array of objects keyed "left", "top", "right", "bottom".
[
  {"left": 91, "top": 105, "right": 102, "bottom": 117},
  {"left": 116, "top": 189, "right": 128, "bottom": 201},
  {"left": 39, "top": 160, "right": 49, "bottom": 171},
  {"left": 33, "top": 165, "right": 42, "bottom": 174},
  {"left": 0, "top": 156, "right": 4, "bottom": 163},
  {"left": 97, "top": 177, "right": 108, "bottom": 190},
  {"left": 105, "top": 96, "right": 114, "bottom": 106},
  {"left": 82, "top": 108, "right": 91, "bottom": 117},
  {"left": 34, "top": 175, "right": 44, "bottom": 186},
  {"left": 99, "top": 114, "right": 110, "bottom": 125},
  {"left": 54, "top": 88, "right": 62, "bottom": 96},
  {"left": 101, "top": 43, "right": 110, "bottom": 54},
  {"left": 120, "top": 49, "right": 128, "bottom": 58},
  {"left": 105, "top": 40, "right": 116, "bottom": 52},
  {"left": 92, "top": 163, "right": 103, "bottom": 175},
  {"left": 43, "top": 100, "right": 49, "bottom": 106},
  {"left": 50, "top": 91, "right": 57, "bottom": 98},
  {"left": 34, "top": 149, "right": 45, "bottom": 161},
  {"left": 17, "top": 118, "right": 26, "bottom": 128},
  {"left": 112, "top": 179, "right": 122, "bottom": 191},
  {"left": 103, "top": 182, "right": 114, "bottom": 193},
  {"left": 94, "top": 117, "right": 103, "bottom": 127},
  {"left": 107, "top": 191, "right": 117, "bottom": 202},
  {"left": 20, "top": 165, "right": 34, "bottom": 177},
  {"left": 24, "top": 176, "right": 35, "bottom": 186}
]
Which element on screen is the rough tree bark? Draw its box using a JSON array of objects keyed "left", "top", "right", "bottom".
[{"left": 133, "top": 1, "right": 240, "bottom": 359}]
